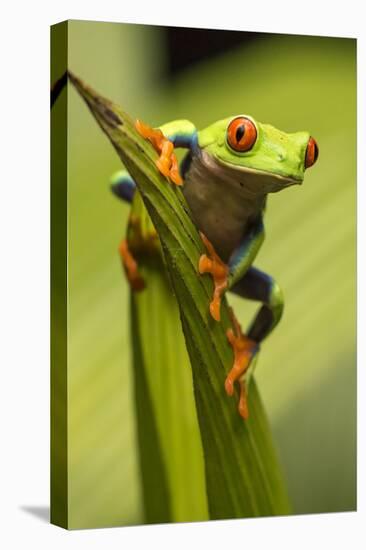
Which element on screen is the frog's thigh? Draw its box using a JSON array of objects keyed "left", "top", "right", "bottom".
[
  {"left": 230, "top": 267, "right": 284, "bottom": 342},
  {"left": 110, "top": 170, "right": 136, "bottom": 203}
]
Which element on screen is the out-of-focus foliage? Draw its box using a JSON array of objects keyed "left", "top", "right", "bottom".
[{"left": 65, "top": 21, "right": 356, "bottom": 527}]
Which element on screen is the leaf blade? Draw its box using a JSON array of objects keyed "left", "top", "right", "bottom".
[
  {"left": 69, "top": 72, "right": 291, "bottom": 519},
  {"left": 131, "top": 248, "right": 209, "bottom": 522}
]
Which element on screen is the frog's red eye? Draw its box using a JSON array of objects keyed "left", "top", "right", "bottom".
[
  {"left": 227, "top": 116, "right": 257, "bottom": 152},
  {"left": 305, "top": 137, "right": 319, "bottom": 168}
]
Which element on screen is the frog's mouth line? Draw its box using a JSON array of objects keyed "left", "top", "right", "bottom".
[
  {"left": 196, "top": 150, "right": 304, "bottom": 199},
  {"left": 217, "top": 158, "right": 304, "bottom": 186}
]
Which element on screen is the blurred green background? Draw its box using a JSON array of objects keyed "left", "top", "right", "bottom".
[{"left": 64, "top": 20, "right": 356, "bottom": 528}]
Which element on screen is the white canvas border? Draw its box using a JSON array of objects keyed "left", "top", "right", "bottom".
[{"left": 0, "top": 1, "right": 363, "bottom": 549}]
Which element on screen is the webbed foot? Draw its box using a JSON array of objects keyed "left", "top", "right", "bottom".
[
  {"left": 198, "top": 232, "right": 229, "bottom": 322},
  {"left": 225, "top": 308, "right": 258, "bottom": 420},
  {"left": 135, "top": 119, "right": 183, "bottom": 186},
  {"left": 119, "top": 238, "right": 146, "bottom": 291}
]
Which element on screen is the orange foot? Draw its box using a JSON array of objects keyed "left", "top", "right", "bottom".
[
  {"left": 198, "top": 232, "right": 229, "bottom": 322},
  {"left": 119, "top": 239, "right": 145, "bottom": 291},
  {"left": 135, "top": 119, "right": 183, "bottom": 186},
  {"left": 225, "top": 309, "right": 258, "bottom": 420}
]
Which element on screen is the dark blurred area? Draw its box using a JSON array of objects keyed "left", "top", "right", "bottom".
[{"left": 163, "top": 26, "right": 260, "bottom": 76}]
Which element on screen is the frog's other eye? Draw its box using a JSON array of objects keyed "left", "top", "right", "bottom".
[
  {"left": 227, "top": 117, "right": 257, "bottom": 152},
  {"left": 305, "top": 137, "right": 319, "bottom": 168}
]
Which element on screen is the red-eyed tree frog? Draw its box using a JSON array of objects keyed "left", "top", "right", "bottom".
[{"left": 111, "top": 115, "right": 319, "bottom": 419}]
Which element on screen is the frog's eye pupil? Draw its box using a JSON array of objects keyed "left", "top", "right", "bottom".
[
  {"left": 235, "top": 125, "right": 245, "bottom": 143},
  {"left": 227, "top": 116, "right": 257, "bottom": 152}
]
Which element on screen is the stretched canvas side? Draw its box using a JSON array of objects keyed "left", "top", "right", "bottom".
[{"left": 50, "top": 20, "right": 68, "bottom": 530}]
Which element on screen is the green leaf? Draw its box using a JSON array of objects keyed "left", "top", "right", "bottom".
[
  {"left": 128, "top": 192, "right": 208, "bottom": 523},
  {"left": 68, "top": 71, "right": 291, "bottom": 519}
]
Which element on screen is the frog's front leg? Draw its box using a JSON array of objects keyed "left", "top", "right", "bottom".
[
  {"left": 112, "top": 119, "right": 197, "bottom": 196},
  {"left": 111, "top": 119, "right": 197, "bottom": 290},
  {"left": 135, "top": 119, "right": 197, "bottom": 186},
  {"left": 199, "top": 217, "right": 264, "bottom": 321},
  {"left": 198, "top": 232, "right": 230, "bottom": 321}
]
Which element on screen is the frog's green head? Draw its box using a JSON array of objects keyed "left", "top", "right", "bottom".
[{"left": 197, "top": 115, "right": 318, "bottom": 194}]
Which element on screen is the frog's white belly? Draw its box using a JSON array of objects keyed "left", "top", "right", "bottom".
[{"left": 182, "top": 151, "right": 266, "bottom": 261}]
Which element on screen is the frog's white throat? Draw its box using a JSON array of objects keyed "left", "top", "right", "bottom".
[{"left": 182, "top": 151, "right": 272, "bottom": 260}]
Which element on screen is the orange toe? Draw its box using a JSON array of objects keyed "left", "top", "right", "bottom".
[
  {"left": 135, "top": 119, "right": 183, "bottom": 186},
  {"left": 119, "top": 239, "right": 145, "bottom": 292},
  {"left": 198, "top": 232, "right": 229, "bottom": 322},
  {"left": 169, "top": 154, "right": 183, "bottom": 186},
  {"left": 210, "top": 285, "right": 227, "bottom": 321},
  {"left": 224, "top": 376, "right": 235, "bottom": 396},
  {"left": 156, "top": 157, "right": 171, "bottom": 177},
  {"left": 225, "top": 309, "right": 258, "bottom": 420},
  {"left": 198, "top": 254, "right": 212, "bottom": 274},
  {"left": 238, "top": 379, "right": 249, "bottom": 420}
]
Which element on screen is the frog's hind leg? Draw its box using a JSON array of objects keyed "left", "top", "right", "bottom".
[
  {"left": 225, "top": 267, "right": 284, "bottom": 419},
  {"left": 231, "top": 266, "right": 284, "bottom": 343},
  {"left": 118, "top": 238, "right": 145, "bottom": 291},
  {"left": 225, "top": 308, "right": 259, "bottom": 419},
  {"left": 110, "top": 170, "right": 146, "bottom": 290},
  {"left": 110, "top": 169, "right": 136, "bottom": 203}
]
